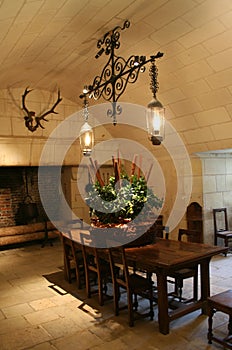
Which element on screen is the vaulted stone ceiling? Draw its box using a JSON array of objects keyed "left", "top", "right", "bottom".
[{"left": 1, "top": 0, "right": 232, "bottom": 154}]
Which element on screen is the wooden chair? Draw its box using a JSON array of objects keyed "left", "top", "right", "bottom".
[
  {"left": 60, "top": 218, "right": 85, "bottom": 287},
  {"left": 150, "top": 215, "right": 169, "bottom": 240},
  {"left": 61, "top": 234, "right": 74, "bottom": 283},
  {"left": 61, "top": 234, "right": 84, "bottom": 288},
  {"left": 108, "top": 246, "right": 154, "bottom": 327},
  {"left": 127, "top": 215, "right": 167, "bottom": 248},
  {"left": 213, "top": 208, "right": 232, "bottom": 255},
  {"left": 168, "top": 229, "right": 199, "bottom": 302},
  {"left": 208, "top": 289, "right": 232, "bottom": 349},
  {"left": 80, "top": 231, "right": 112, "bottom": 306}
]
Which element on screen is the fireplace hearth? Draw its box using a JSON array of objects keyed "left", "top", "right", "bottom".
[
  {"left": 0, "top": 166, "right": 46, "bottom": 227},
  {"left": 0, "top": 166, "right": 62, "bottom": 247}
]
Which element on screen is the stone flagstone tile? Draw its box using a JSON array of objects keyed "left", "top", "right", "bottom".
[
  {"left": 2, "top": 302, "right": 34, "bottom": 318},
  {"left": 29, "top": 298, "right": 57, "bottom": 311},
  {"left": 0, "top": 325, "right": 52, "bottom": 350},
  {"left": 51, "top": 329, "right": 104, "bottom": 350},
  {"left": 24, "top": 308, "right": 60, "bottom": 325},
  {"left": 88, "top": 319, "right": 126, "bottom": 342},
  {"left": 0, "top": 284, "right": 23, "bottom": 298},
  {"left": 18, "top": 287, "right": 56, "bottom": 302},
  {"left": 41, "top": 316, "right": 82, "bottom": 339},
  {"left": 27, "top": 342, "right": 58, "bottom": 350},
  {"left": 50, "top": 294, "right": 84, "bottom": 307},
  {"left": 0, "top": 315, "right": 30, "bottom": 335},
  {"left": 91, "top": 337, "right": 130, "bottom": 350}
]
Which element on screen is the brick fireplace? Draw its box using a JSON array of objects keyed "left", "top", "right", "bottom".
[
  {"left": 0, "top": 166, "right": 47, "bottom": 228},
  {"left": 0, "top": 166, "right": 64, "bottom": 247}
]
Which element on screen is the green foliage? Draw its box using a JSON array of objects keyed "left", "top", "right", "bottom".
[{"left": 85, "top": 173, "right": 163, "bottom": 225}]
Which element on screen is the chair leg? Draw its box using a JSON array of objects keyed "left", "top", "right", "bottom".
[
  {"left": 128, "top": 291, "right": 134, "bottom": 327},
  {"left": 149, "top": 288, "right": 154, "bottom": 320},
  {"left": 214, "top": 233, "right": 217, "bottom": 246},
  {"left": 63, "top": 249, "right": 72, "bottom": 283},
  {"left": 76, "top": 270, "right": 82, "bottom": 290},
  {"left": 208, "top": 307, "right": 214, "bottom": 344},
  {"left": 174, "top": 278, "right": 183, "bottom": 301},
  {"left": 134, "top": 294, "right": 138, "bottom": 311},
  {"left": 98, "top": 277, "right": 104, "bottom": 306},
  {"left": 85, "top": 268, "right": 91, "bottom": 298},
  {"left": 228, "top": 315, "right": 232, "bottom": 335},
  {"left": 112, "top": 283, "right": 120, "bottom": 316},
  {"left": 193, "top": 272, "right": 198, "bottom": 301},
  {"left": 224, "top": 237, "right": 228, "bottom": 256},
  {"left": 115, "top": 285, "right": 120, "bottom": 316},
  {"left": 73, "top": 253, "right": 83, "bottom": 289}
]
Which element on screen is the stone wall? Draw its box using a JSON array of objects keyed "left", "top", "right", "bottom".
[{"left": 198, "top": 152, "right": 232, "bottom": 244}]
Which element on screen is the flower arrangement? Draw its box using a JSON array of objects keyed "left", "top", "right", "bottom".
[{"left": 85, "top": 154, "right": 163, "bottom": 225}]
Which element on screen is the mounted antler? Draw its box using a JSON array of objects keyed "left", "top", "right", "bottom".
[{"left": 21, "top": 87, "right": 62, "bottom": 132}]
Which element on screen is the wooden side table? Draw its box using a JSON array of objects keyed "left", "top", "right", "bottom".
[{"left": 208, "top": 290, "right": 232, "bottom": 349}]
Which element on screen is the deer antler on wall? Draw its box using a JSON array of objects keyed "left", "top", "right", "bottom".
[{"left": 21, "top": 87, "right": 63, "bottom": 132}]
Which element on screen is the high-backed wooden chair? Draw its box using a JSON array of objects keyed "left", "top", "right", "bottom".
[
  {"left": 213, "top": 208, "right": 232, "bottom": 255},
  {"left": 61, "top": 234, "right": 75, "bottom": 283},
  {"left": 80, "top": 231, "right": 112, "bottom": 306},
  {"left": 127, "top": 215, "right": 168, "bottom": 248},
  {"left": 60, "top": 218, "right": 85, "bottom": 287},
  {"left": 168, "top": 228, "right": 199, "bottom": 302},
  {"left": 61, "top": 234, "right": 85, "bottom": 289},
  {"left": 108, "top": 246, "right": 154, "bottom": 327}
]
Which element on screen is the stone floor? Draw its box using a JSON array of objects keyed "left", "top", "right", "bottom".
[{"left": 0, "top": 238, "right": 231, "bottom": 350}]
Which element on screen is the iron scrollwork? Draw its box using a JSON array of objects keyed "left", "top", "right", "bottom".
[{"left": 80, "top": 20, "right": 163, "bottom": 125}]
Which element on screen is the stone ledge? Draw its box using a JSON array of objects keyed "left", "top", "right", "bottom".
[{"left": 0, "top": 221, "right": 60, "bottom": 246}]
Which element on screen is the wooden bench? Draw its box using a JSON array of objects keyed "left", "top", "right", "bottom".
[{"left": 208, "top": 290, "right": 232, "bottom": 349}]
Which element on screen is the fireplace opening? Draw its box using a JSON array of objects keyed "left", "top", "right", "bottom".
[{"left": 0, "top": 166, "right": 46, "bottom": 227}]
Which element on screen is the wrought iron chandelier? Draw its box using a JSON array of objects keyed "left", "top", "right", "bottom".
[{"left": 79, "top": 19, "right": 165, "bottom": 155}]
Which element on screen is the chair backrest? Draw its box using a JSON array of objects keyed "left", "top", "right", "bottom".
[
  {"left": 61, "top": 233, "right": 72, "bottom": 251},
  {"left": 81, "top": 243, "right": 98, "bottom": 275},
  {"left": 108, "top": 247, "right": 128, "bottom": 288},
  {"left": 80, "top": 230, "right": 92, "bottom": 246},
  {"left": 213, "top": 208, "right": 229, "bottom": 233},
  {"left": 178, "top": 228, "right": 202, "bottom": 243},
  {"left": 146, "top": 222, "right": 169, "bottom": 239},
  {"left": 71, "top": 240, "right": 83, "bottom": 261}
]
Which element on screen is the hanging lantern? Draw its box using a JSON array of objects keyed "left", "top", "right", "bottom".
[
  {"left": 80, "top": 121, "right": 94, "bottom": 156},
  {"left": 146, "top": 61, "right": 165, "bottom": 145},
  {"left": 147, "top": 97, "right": 165, "bottom": 145},
  {"left": 80, "top": 95, "right": 94, "bottom": 156}
]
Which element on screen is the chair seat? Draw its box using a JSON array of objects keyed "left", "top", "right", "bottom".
[
  {"left": 208, "top": 290, "right": 232, "bottom": 349},
  {"left": 217, "top": 230, "right": 232, "bottom": 238},
  {"left": 129, "top": 273, "right": 153, "bottom": 292},
  {"left": 170, "top": 267, "right": 197, "bottom": 279},
  {"left": 208, "top": 289, "right": 232, "bottom": 311}
]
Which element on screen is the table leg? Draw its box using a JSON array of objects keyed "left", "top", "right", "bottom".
[
  {"left": 200, "top": 258, "right": 211, "bottom": 314},
  {"left": 156, "top": 269, "right": 169, "bottom": 335}
]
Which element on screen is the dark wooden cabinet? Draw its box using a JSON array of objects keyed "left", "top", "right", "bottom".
[{"left": 186, "top": 202, "right": 203, "bottom": 243}]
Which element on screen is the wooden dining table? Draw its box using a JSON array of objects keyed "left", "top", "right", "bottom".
[
  {"left": 124, "top": 238, "right": 227, "bottom": 334},
  {"left": 63, "top": 228, "right": 227, "bottom": 335}
]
